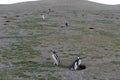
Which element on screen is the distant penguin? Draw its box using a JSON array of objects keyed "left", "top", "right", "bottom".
[
  {"left": 48, "top": 8, "right": 51, "bottom": 12},
  {"left": 42, "top": 15, "right": 45, "bottom": 20},
  {"left": 71, "top": 57, "right": 82, "bottom": 70},
  {"left": 64, "top": 20, "right": 68, "bottom": 27},
  {"left": 51, "top": 50, "right": 60, "bottom": 66}
]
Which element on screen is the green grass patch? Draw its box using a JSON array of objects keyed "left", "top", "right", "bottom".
[
  {"left": 19, "top": 18, "right": 49, "bottom": 23},
  {"left": 16, "top": 22, "right": 44, "bottom": 29},
  {"left": 12, "top": 61, "right": 40, "bottom": 78},
  {"left": 69, "top": 53, "right": 80, "bottom": 56},
  {"left": 0, "top": 35, "right": 41, "bottom": 39},
  {"left": 71, "top": 20, "right": 86, "bottom": 24},
  {"left": 13, "top": 61, "right": 56, "bottom": 69},
  {"left": 97, "top": 30, "right": 117, "bottom": 38},
  {"left": 92, "top": 55, "right": 104, "bottom": 59},
  {"left": 13, "top": 61, "right": 40, "bottom": 67},
  {"left": 46, "top": 57, "right": 51, "bottom": 60},
  {"left": 32, "top": 78, "right": 46, "bottom": 80},
  {"left": 14, "top": 72, "right": 30, "bottom": 78},
  {"left": 1, "top": 42, "right": 41, "bottom": 59},
  {"left": 12, "top": 61, "right": 57, "bottom": 78},
  {"left": 96, "top": 20, "right": 114, "bottom": 24},
  {"left": 111, "top": 61, "right": 120, "bottom": 65},
  {"left": 16, "top": 17, "right": 50, "bottom": 29},
  {"left": 0, "top": 68, "right": 13, "bottom": 80},
  {"left": 48, "top": 75, "right": 60, "bottom": 80},
  {"left": 39, "top": 62, "right": 56, "bottom": 67}
]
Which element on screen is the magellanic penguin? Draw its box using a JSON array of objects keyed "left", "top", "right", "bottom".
[
  {"left": 51, "top": 50, "right": 61, "bottom": 66},
  {"left": 42, "top": 15, "right": 45, "bottom": 20},
  {"left": 65, "top": 21, "right": 68, "bottom": 27},
  {"left": 71, "top": 57, "right": 82, "bottom": 70}
]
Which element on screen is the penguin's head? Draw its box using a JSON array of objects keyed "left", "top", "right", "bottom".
[
  {"left": 78, "top": 57, "right": 82, "bottom": 59},
  {"left": 53, "top": 50, "right": 56, "bottom": 54}
]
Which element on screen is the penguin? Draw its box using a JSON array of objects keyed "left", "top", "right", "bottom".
[
  {"left": 51, "top": 50, "right": 61, "bottom": 66},
  {"left": 78, "top": 57, "right": 82, "bottom": 65},
  {"left": 65, "top": 22, "right": 68, "bottom": 27},
  {"left": 42, "top": 15, "right": 45, "bottom": 20},
  {"left": 64, "top": 20, "right": 69, "bottom": 27},
  {"left": 70, "top": 57, "right": 82, "bottom": 70}
]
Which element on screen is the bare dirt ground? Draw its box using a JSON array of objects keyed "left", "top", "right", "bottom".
[{"left": 0, "top": 0, "right": 120, "bottom": 80}]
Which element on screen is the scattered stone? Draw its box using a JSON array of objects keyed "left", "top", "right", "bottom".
[
  {"left": 105, "top": 48, "right": 108, "bottom": 50},
  {"left": 61, "top": 26, "right": 64, "bottom": 28},
  {"left": 24, "top": 13, "right": 28, "bottom": 15},
  {"left": 89, "top": 27, "right": 95, "bottom": 29},
  {"left": 15, "top": 15, "right": 20, "bottom": 17},
  {"left": 5, "top": 20, "right": 11, "bottom": 22},
  {"left": 2, "top": 16, "right": 7, "bottom": 18},
  {"left": 3, "top": 24, "right": 8, "bottom": 25}
]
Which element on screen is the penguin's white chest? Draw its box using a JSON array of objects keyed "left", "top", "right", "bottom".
[
  {"left": 52, "top": 55, "right": 58, "bottom": 65},
  {"left": 78, "top": 60, "right": 82, "bottom": 65},
  {"left": 74, "top": 62, "right": 78, "bottom": 70},
  {"left": 42, "top": 15, "right": 45, "bottom": 20}
]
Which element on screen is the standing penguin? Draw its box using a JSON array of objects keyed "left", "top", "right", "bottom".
[
  {"left": 42, "top": 15, "right": 45, "bottom": 20},
  {"left": 51, "top": 50, "right": 61, "bottom": 66},
  {"left": 65, "top": 21, "right": 68, "bottom": 27},
  {"left": 70, "top": 57, "right": 82, "bottom": 70}
]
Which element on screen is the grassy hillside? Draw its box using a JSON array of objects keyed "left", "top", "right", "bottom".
[{"left": 0, "top": 0, "right": 120, "bottom": 80}]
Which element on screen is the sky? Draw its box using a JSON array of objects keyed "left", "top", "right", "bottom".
[
  {"left": 0, "top": 0, "right": 39, "bottom": 4},
  {"left": 0, "top": 0, "right": 120, "bottom": 5},
  {"left": 88, "top": 0, "right": 120, "bottom": 5}
]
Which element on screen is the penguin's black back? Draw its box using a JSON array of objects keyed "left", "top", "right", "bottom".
[
  {"left": 53, "top": 53, "right": 61, "bottom": 64},
  {"left": 70, "top": 58, "right": 79, "bottom": 69}
]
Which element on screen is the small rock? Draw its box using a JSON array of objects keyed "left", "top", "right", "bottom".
[
  {"left": 5, "top": 20, "right": 11, "bottom": 22},
  {"left": 89, "top": 27, "right": 95, "bottom": 29}
]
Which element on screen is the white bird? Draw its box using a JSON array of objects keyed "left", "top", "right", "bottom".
[{"left": 51, "top": 51, "right": 60, "bottom": 66}]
